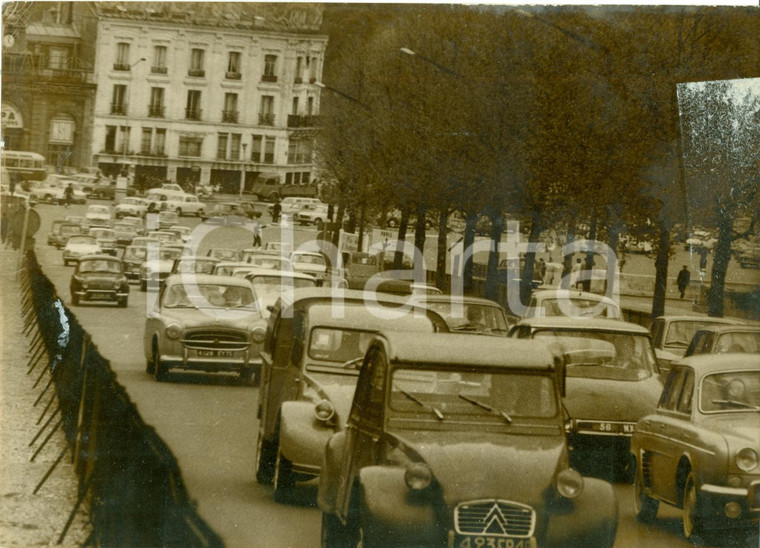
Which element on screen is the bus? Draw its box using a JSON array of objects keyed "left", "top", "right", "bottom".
[{"left": 1, "top": 150, "right": 47, "bottom": 181}]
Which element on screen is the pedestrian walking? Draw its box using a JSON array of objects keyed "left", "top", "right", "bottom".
[
  {"left": 272, "top": 201, "right": 281, "bottom": 223},
  {"left": 699, "top": 249, "right": 708, "bottom": 272},
  {"left": 63, "top": 183, "right": 74, "bottom": 208},
  {"left": 252, "top": 220, "right": 262, "bottom": 248},
  {"left": 676, "top": 265, "right": 691, "bottom": 299},
  {"left": 570, "top": 258, "right": 582, "bottom": 289}
]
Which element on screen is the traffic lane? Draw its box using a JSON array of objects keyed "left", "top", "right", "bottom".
[{"left": 33, "top": 221, "right": 322, "bottom": 548}]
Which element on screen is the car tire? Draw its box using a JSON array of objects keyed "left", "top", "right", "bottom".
[
  {"left": 197, "top": 209, "right": 205, "bottom": 218},
  {"left": 273, "top": 444, "right": 295, "bottom": 503},
  {"left": 140, "top": 280, "right": 147, "bottom": 292},
  {"left": 151, "top": 344, "right": 167, "bottom": 382},
  {"left": 255, "top": 431, "right": 277, "bottom": 485},
  {"left": 682, "top": 472, "right": 706, "bottom": 540},
  {"left": 633, "top": 460, "right": 659, "bottom": 523},
  {"left": 71, "top": 294, "right": 80, "bottom": 306},
  {"left": 117, "top": 297, "right": 128, "bottom": 308}
]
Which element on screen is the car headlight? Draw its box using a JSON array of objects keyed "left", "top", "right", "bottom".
[
  {"left": 556, "top": 468, "right": 584, "bottom": 499},
  {"left": 404, "top": 462, "right": 433, "bottom": 491},
  {"left": 314, "top": 400, "right": 335, "bottom": 423},
  {"left": 81, "top": 281, "right": 88, "bottom": 289},
  {"left": 165, "top": 324, "right": 182, "bottom": 340},
  {"left": 251, "top": 325, "right": 266, "bottom": 344},
  {"left": 736, "top": 448, "right": 758, "bottom": 472},
  {"left": 113, "top": 281, "right": 121, "bottom": 289}
]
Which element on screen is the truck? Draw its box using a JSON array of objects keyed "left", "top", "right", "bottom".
[{"left": 249, "top": 173, "right": 318, "bottom": 202}]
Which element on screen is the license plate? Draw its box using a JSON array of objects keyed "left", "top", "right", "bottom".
[
  {"left": 452, "top": 534, "right": 536, "bottom": 548},
  {"left": 89, "top": 293, "right": 112, "bottom": 301},
  {"left": 197, "top": 349, "right": 234, "bottom": 358},
  {"left": 577, "top": 421, "right": 635, "bottom": 434}
]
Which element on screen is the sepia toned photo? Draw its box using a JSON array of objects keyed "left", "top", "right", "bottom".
[{"left": 1, "top": 2, "right": 758, "bottom": 547}]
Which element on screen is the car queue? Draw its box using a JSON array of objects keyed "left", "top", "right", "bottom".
[{"left": 39, "top": 191, "right": 758, "bottom": 547}]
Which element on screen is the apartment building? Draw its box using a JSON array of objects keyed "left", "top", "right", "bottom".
[{"left": 89, "top": 3, "right": 326, "bottom": 191}]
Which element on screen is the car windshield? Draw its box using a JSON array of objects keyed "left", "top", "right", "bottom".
[
  {"left": 534, "top": 298, "right": 619, "bottom": 318},
  {"left": 533, "top": 330, "right": 656, "bottom": 380},
  {"left": 156, "top": 249, "right": 182, "bottom": 261},
  {"left": 79, "top": 259, "right": 121, "bottom": 273},
  {"left": 69, "top": 236, "right": 96, "bottom": 245},
  {"left": 88, "top": 207, "right": 108, "bottom": 214},
  {"left": 665, "top": 321, "right": 730, "bottom": 347},
  {"left": 388, "top": 369, "right": 558, "bottom": 424},
  {"left": 713, "top": 332, "right": 760, "bottom": 354},
  {"left": 308, "top": 328, "right": 377, "bottom": 365},
  {"left": 426, "top": 302, "right": 508, "bottom": 334},
  {"left": 176, "top": 260, "right": 216, "bottom": 274},
  {"left": 61, "top": 226, "right": 82, "bottom": 235},
  {"left": 210, "top": 250, "right": 241, "bottom": 261},
  {"left": 90, "top": 230, "right": 113, "bottom": 238},
  {"left": 152, "top": 233, "right": 177, "bottom": 243},
  {"left": 292, "top": 254, "right": 325, "bottom": 266},
  {"left": 123, "top": 247, "right": 147, "bottom": 261},
  {"left": 250, "top": 257, "right": 289, "bottom": 269},
  {"left": 250, "top": 275, "right": 316, "bottom": 288},
  {"left": 700, "top": 371, "right": 760, "bottom": 413},
  {"left": 163, "top": 283, "right": 257, "bottom": 309},
  {"left": 113, "top": 224, "right": 132, "bottom": 232}
]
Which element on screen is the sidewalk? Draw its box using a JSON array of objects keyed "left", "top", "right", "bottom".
[{"left": 0, "top": 248, "right": 90, "bottom": 546}]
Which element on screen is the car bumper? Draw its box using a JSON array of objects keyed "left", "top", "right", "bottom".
[
  {"left": 73, "top": 290, "right": 128, "bottom": 301},
  {"left": 700, "top": 481, "right": 760, "bottom": 520},
  {"left": 159, "top": 351, "right": 260, "bottom": 374}
]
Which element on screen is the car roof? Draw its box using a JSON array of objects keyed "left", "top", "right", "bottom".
[
  {"left": 279, "top": 287, "right": 412, "bottom": 309},
  {"left": 411, "top": 294, "right": 505, "bottom": 307},
  {"left": 530, "top": 289, "right": 618, "bottom": 304},
  {"left": 307, "top": 302, "right": 440, "bottom": 331},
  {"left": 177, "top": 255, "right": 218, "bottom": 262},
  {"left": 516, "top": 316, "right": 650, "bottom": 334},
  {"left": 694, "top": 325, "right": 760, "bottom": 335},
  {"left": 379, "top": 332, "right": 558, "bottom": 370},
  {"left": 164, "top": 274, "right": 254, "bottom": 288},
  {"left": 653, "top": 315, "right": 743, "bottom": 325},
  {"left": 245, "top": 268, "right": 314, "bottom": 280},
  {"left": 675, "top": 353, "right": 760, "bottom": 376},
  {"left": 78, "top": 254, "right": 120, "bottom": 261}
]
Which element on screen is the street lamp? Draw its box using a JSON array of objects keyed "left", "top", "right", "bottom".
[
  {"left": 399, "top": 47, "right": 462, "bottom": 78},
  {"left": 239, "top": 143, "right": 248, "bottom": 197},
  {"left": 314, "top": 81, "right": 369, "bottom": 110}
]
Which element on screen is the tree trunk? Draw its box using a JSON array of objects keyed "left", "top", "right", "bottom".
[
  {"left": 436, "top": 210, "right": 448, "bottom": 291},
  {"left": 357, "top": 201, "right": 366, "bottom": 252},
  {"left": 651, "top": 219, "right": 671, "bottom": 320},
  {"left": 462, "top": 212, "right": 478, "bottom": 294},
  {"left": 413, "top": 204, "right": 427, "bottom": 274},
  {"left": 582, "top": 216, "right": 598, "bottom": 292},
  {"left": 707, "top": 209, "right": 734, "bottom": 317},
  {"left": 393, "top": 208, "right": 410, "bottom": 271},
  {"left": 520, "top": 211, "right": 543, "bottom": 306},
  {"left": 561, "top": 227, "right": 575, "bottom": 289},
  {"left": 331, "top": 203, "right": 346, "bottom": 250},
  {"left": 485, "top": 212, "right": 504, "bottom": 302}
]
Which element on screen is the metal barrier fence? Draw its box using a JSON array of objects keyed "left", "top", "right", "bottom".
[{"left": 21, "top": 251, "right": 223, "bottom": 547}]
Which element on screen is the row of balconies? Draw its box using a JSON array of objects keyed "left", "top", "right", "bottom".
[
  {"left": 109, "top": 103, "right": 317, "bottom": 128},
  {"left": 112, "top": 62, "right": 316, "bottom": 84},
  {"left": 100, "top": 146, "right": 284, "bottom": 165}
]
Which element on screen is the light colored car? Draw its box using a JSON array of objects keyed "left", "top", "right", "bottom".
[
  {"left": 143, "top": 274, "right": 267, "bottom": 382},
  {"left": 684, "top": 325, "right": 760, "bottom": 357},
  {"left": 290, "top": 251, "right": 328, "bottom": 282},
  {"left": 146, "top": 230, "right": 181, "bottom": 245},
  {"left": 631, "top": 354, "right": 760, "bottom": 539},
  {"left": 249, "top": 255, "right": 292, "bottom": 271},
  {"left": 30, "top": 180, "right": 86, "bottom": 204},
  {"left": 213, "top": 261, "right": 253, "bottom": 277},
  {"left": 164, "top": 194, "right": 206, "bottom": 217},
  {"left": 294, "top": 203, "right": 330, "bottom": 226},
  {"left": 650, "top": 315, "right": 745, "bottom": 372},
  {"left": 85, "top": 204, "right": 112, "bottom": 227},
  {"left": 170, "top": 256, "right": 219, "bottom": 275},
  {"left": 62, "top": 235, "right": 102, "bottom": 266},
  {"left": 111, "top": 222, "right": 139, "bottom": 246},
  {"left": 139, "top": 247, "right": 183, "bottom": 291},
  {"left": 243, "top": 268, "right": 317, "bottom": 318},
  {"left": 510, "top": 317, "right": 664, "bottom": 479},
  {"left": 254, "top": 288, "right": 448, "bottom": 502},
  {"left": 87, "top": 227, "right": 117, "bottom": 256},
  {"left": 522, "top": 289, "right": 621, "bottom": 320},
  {"left": 157, "top": 210, "right": 179, "bottom": 230},
  {"left": 115, "top": 197, "right": 148, "bottom": 218},
  {"left": 269, "top": 197, "right": 325, "bottom": 217},
  {"left": 166, "top": 225, "right": 191, "bottom": 243},
  {"left": 417, "top": 295, "right": 511, "bottom": 336},
  {"left": 318, "top": 333, "right": 618, "bottom": 547},
  {"left": 685, "top": 229, "right": 717, "bottom": 252}
]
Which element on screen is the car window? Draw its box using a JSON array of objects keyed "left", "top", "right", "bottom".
[
  {"left": 308, "top": 328, "right": 376, "bottom": 366},
  {"left": 662, "top": 368, "right": 686, "bottom": 411},
  {"left": 677, "top": 369, "right": 695, "bottom": 414},
  {"left": 350, "top": 347, "right": 382, "bottom": 424},
  {"left": 163, "top": 283, "right": 256, "bottom": 309},
  {"left": 700, "top": 370, "right": 760, "bottom": 413},
  {"left": 714, "top": 332, "right": 760, "bottom": 354},
  {"left": 426, "top": 302, "right": 508, "bottom": 334},
  {"left": 79, "top": 260, "right": 121, "bottom": 273}
]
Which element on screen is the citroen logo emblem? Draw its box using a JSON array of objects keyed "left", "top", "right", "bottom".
[{"left": 482, "top": 504, "right": 508, "bottom": 535}]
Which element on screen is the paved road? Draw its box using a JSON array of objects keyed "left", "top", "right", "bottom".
[{"left": 31, "top": 201, "right": 757, "bottom": 547}]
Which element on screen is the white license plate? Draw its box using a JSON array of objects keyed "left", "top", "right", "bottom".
[
  {"left": 197, "top": 349, "right": 234, "bottom": 358},
  {"left": 89, "top": 293, "right": 112, "bottom": 301},
  {"left": 453, "top": 535, "right": 536, "bottom": 548}
]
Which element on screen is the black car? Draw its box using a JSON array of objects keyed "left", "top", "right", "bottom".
[
  {"left": 70, "top": 254, "right": 129, "bottom": 307},
  {"left": 204, "top": 203, "right": 248, "bottom": 226}
]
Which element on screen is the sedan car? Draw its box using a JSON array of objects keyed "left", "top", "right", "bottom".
[
  {"left": 170, "top": 256, "right": 219, "bottom": 275},
  {"left": 631, "top": 354, "right": 760, "bottom": 539},
  {"left": 139, "top": 247, "right": 183, "bottom": 291},
  {"left": 290, "top": 251, "right": 328, "bottom": 283},
  {"left": 650, "top": 316, "right": 745, "bottom": 372},
  {"left": 522, "top": 289, "right": 621, "bottom": 320},
  {"left": 207, "top": 248, "right": 243, "bottom": 262},
  {"left": 510, "top": 317, "right": 663, "bottom": 479},
  {"left": 318, "top": 333, "right": 618, "bottom": 547},
  {"left": 684, "top": 325, "right": 760, "bottom": 357},
  {"left": 243, "top": 269, "right": 317, "bottom": 318},
  {"left": 115, "top": 197, "right": 148, "bottom": 218},
  {"left": 122, "top": 245, "right": 149, "bottom": 281},
  {"left": 204, "top": 203, "right": 248, "bottom": 226},
  {"left": 143, "top": 275, "right": 267, "bottom": 383},
  {"left": 49, "top": 222, "right": 84, "bottom": 249},
  {"left": 416, "top": 295, "right": 511, "bottom": 336},
  {"left": 70, "top": 254, "right": 129, "bottom": 307},
  {"left": 87, "top": 227, "right": 117, "bottom": 256},
  {"left": 85, "top": 204, "right": 112, "bottom": 228},
  {"left": 63, "top": 235, "right": 102, "bottom": 266},
  {"left": 254, "top": 288, "right": 448, "bottom": 503}
]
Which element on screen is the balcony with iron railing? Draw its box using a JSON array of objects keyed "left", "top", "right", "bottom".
[
  {"left": 261, "top": 74, "right": 277, "bottom": 83},
  {"left": 148, "top": 104, "right": 165, "bottom": 118},
  {"left": 185, "top": 108, "right": 203, "bottom": 121},
  {"left": 188, "top": 68, "right": 205, "bottom": 77},
  {"left": 258, "top": 113, "right": 275, "bottom": 126},
  {"left": 110, "top": 103, "right": 128, "bottom": 115},
  {"left": 151, "top": 66, "right": 168, "bottom": 74},
  {"left": 2, "top": 53, "right": 94, "bottom": 84},
  {"left": 113, "top": 62, "right": 131, "bottom": 71},
  {"left": 225, "top": 71, "right": 242, "bottom": 80},
  {"left": 140, "top": 147, "right": 167, "bottom": 157},
  {"left": 287, "top": 115, "right": 319, "bottom": 128},
  {"left": 222, "top": 110, "right": 239, "bottom": 123}
]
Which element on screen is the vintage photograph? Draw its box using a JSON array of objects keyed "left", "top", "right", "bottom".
[{"left": 1, "top": 2, "right": 759, "bottom": 547}]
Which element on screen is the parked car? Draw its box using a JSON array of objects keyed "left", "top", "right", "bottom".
[
  {"left": 318, "top": 332, "right": 618, "bottom": 547},
  {"left": 650, "top": 316, "right": 745, "bottom": 373},
  {"left": 243, "top": 269, "right": 317, "bottom": 318},
  {"left": 85, "top": 204, "right": 112, "bottom": 228},
  {"left": 417, "top": 294, "right": 511, "bottom": 336},
  {"left": 510, "top": 317, "right": 663, "bottom": 479},
  {"left": 685, "top": 229, "right": 717, "bottom": 252},
  {"left": 383, "top": 208, "right": 433, "bottom": 230},
  {"left": 735, "top": 237, "right": 760, "bottom": 269},
  {"left": 631, "top": 354, "right": 760, "bottom": 539},
  {"left": 254, "top": 288, "right": 448, "bottom": 502},
  {"left": 294, "top": 203, "right": 330, "bottom": 226},
  {"left": 522, "top": 289, "right": 621, "bottom": 320},
  {"left": 70, "top": 254, "right": 129, "bottom": 307},
  {"left": 87, "top": 180, "right": 137, "bottom": 200},
  {"left": 115, "top": 197, "right": 148, "bottom": 218},
  {"left": 684, "top": 325, "right": 760, "bottom": 357},
  {"left": 143, "top": 274, "right": 267, "bottom": 382},
  {"left": 62, "top": 235, "right": 102, "bottom": 266},
  {"left": 164, "top": 194, "right": 206, "bottom": 217},
  {"left": 139, "top": 247, "right": 183, "bottom": 291}
]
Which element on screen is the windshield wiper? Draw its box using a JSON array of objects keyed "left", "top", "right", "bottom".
[
  {"left": 458, "top": 394, "right": 512, "bottom": 424},
  {"left": 711, "top": 399, "right": 760, "bottom": 411},
  {"left": 396, "top": 386, "right": 444, "bottom": 420}
]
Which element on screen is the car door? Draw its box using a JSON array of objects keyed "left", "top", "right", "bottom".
[
  {"left": 641, "top": 366, "right": 687, "bottom": 504},
  {"left": 336, "top": 347, "right": 387, "bottom": 519},
  {"left": 260, "top": 310, "right": 299, "bottom": 440}
]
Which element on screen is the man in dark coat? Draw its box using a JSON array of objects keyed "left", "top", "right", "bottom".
[{"left": 677, "top": 265, "right": 691, "bottom": 299}]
